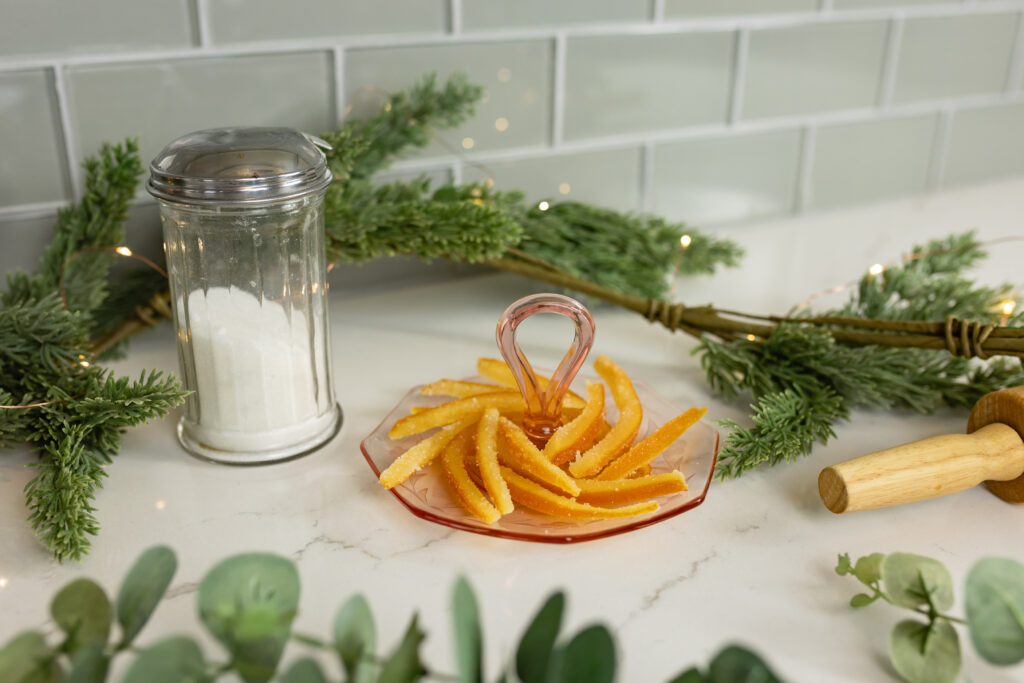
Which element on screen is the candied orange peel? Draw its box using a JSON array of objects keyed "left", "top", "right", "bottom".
[{"left": 378, "top": 355, "right": 707, "bottom": 527}]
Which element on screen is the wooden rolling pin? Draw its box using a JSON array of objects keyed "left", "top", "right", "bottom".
[{"left": 819, "top": 386, "right": 1024, "bottom": 513}]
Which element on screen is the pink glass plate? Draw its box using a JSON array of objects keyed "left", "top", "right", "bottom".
[{"left": 360, "top": 375, "right": 719, "bottom": 543}]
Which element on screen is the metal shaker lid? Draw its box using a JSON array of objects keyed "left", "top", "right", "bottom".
[{"left": 147, "top": 127, "right": 332, "bottom": 205}]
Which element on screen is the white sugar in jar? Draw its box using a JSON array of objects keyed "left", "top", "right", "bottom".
[{"left": 149, "top": 127, "right": 341, "bottom": 464}]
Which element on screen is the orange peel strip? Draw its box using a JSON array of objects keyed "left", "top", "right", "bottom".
[
  {"left": 476, "top": 357, "right": 586, "bottom": 410},
  {"left": 501, "top": 467, "right": 659, "bottom": 520},
  {"left": 597, "top": 407, "right": 708, "bottom": 481},
  {"left": 476, "top": 408, "right": 514, "bottom": 515},
  {"left": 441, "top": 430, "right": 501, "bottom": 524},
  {"left": 498, "top": 416, "right": 581, "bottom": 497},
  {"left": 629, "top": 463, "right": 653, "bottom": 478},
  {"left": 389, "top": 392, "right": 523, "bottom": 438},
  {"left": 421, "top": 379, "right": 506, "bottom": 398},
  {"left": 567, "top": 355, "right": 643, "bottom": 478},
  {"left": 543, "top": 381, "right": 606, "bottom": 466},
  {"left": 575, "top": 471, "right": 687, "bottom": 507},
  {"left": 379, "top": 418, "right": 475, "bottom": 489}
]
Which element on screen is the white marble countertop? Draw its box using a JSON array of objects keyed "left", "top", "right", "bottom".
[{"left": 4, "top": 178, "right": 1024, "bottom": 682}]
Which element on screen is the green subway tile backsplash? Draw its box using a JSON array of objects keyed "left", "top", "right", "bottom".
[
  {"left": 810, "top": 115, "right": 938, "bottom": 209},
  {"left": 944, "top": 103, "right": 1024, "bottom": 187},
  {"left": 743, "top": 21, "right": 889, "bottom": 119},
  {"left": 0, "top": 69, "right": 67, "bottom": 207},
  {"left": 65, "top": 52, "right": 335, "bottom": 172},
  {"left": 893, "top": 14, "right": 1019, "bottom": 104},
  {"left": 462, "top": 148, "right": 644, "bottom": 211},
  {"left": 563, "top": 32, "right": 734, "bottom": 140},
  {"left": 346, "top": 41, "right": 553, "bottom": 158},
  {"left": 652, "top": 130, "right": 802, "bottom": 224},
  {"left": 462, "top": 0, "right": 650, "bottom": 30},
  {"left": 0, "top": 0, "right": 193, "bottom": 57},
  {"left": 206, "top": 0, "right": 447, "bottom": 44}
]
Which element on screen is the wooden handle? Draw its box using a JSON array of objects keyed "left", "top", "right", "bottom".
[{"left": 819, "top": 422, "right": 1024, "bottom": 513}]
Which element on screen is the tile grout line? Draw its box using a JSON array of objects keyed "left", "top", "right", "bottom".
[
  {"left": 651, "top": 0, "right": 666, "bottom": 23},
  {"left": 551, "top": 32, "right": 568, "bottom": 149},
  {"left": 1004, "top": 10, "right": 1024, "bottom": 92},
  {"left": 728, "top": 28, "right": 750, "bottom": 125},
  {"left": 332, "top": 47, "right": 346, "bottom": 125},
  {"left": 640, "top": 141, "right": 656, "bottom": 213},
  {"left": 796, "top": 126, "right": 817, "bottom": 213},
  {"left": 877, "top": 14, "right": 905, "bottom": 108},
  {"left": 448, "top": 0, "right": 463, "bottom": 35},
  {"left": 927, "top": 107, "right": 955, "bottom": 190},
  {"left": 51, "top": 64, "right": 82, "bottom": 200},
  {"left": 193, "top": 0, "right": 212, "bottom": 47},
  {"left": 451, "top": 161, "right": 464, "bottom": 185},
  {"left": 0, "top": 201, "right": 69, "bottom": 220}
]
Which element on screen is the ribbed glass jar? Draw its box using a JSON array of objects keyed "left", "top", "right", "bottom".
[{"left": 149, "top": 127, "right": 341, "bottom": 464}]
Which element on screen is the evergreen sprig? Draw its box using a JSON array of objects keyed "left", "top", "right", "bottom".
[
  {"left": 1, "top": 141, "right": 185, "bottom": 562},
  {"left": 704, "top": 233, "right": 1024, "bottom": 478}
]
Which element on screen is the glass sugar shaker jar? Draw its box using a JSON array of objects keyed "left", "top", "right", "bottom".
[{"left": 148, "top": 127, "right": 342, "bottom": 464}]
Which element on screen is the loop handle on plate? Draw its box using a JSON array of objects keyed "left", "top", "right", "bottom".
[{"left": 496, "top": 293, "right": 595, "bottom": 445}]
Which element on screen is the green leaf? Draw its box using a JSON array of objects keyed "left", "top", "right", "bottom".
[
  {"left": 665, "top": 668, "right": 705, "bottom": 683},
  {"left": 50, "top": 578, "right": 112, "bottom": 650},
  {"left": 378, "top": 614, "right": 427, "bottom": 683},
  {"left": 889, "top": 619, "right": 960, "bottom": 683},
  {"left": 551, "top": 625, "right": 615, "bottom": 683},
  {"left": 0, "top": 631, "right": 60, "bottom": 683},
  {"left": 965, "top": 556, "right": 1024, "bottom": 665},
  {"left": 516, "top": 592, "right": 565, "bottom": 683},
  {"left": 65, "top": 644, "right": 109, "bottom": 683},
  {"left": 279, "top": 658, "right": 329, "bottom": 683},
  {"left": 835, "top": 554, "right": 853, "bottom": 576},
  {"left": 197, "top": 553, "right": 299, "bottom": 683},
  {"left": 850, "top": 593, "right": 875, "bottom": 608},
  {"left": 333, "top": 594, "right": 376, "bottom": 677},
  {"left": 453, "top": 577, "right": 483, "bottom": 683},
  {"left": 122, "top": 636, "right": 208, "bottom": 683},
  {"left": 881, "top": 553, "right": 954, "bottom": 611},
  {"left": 853, "top": 553, "right": 885, "bottom": 586},
  {"left": 707, "top": 645, "right": 784, "bottom": 682},
  {"left": 116, "top": 545, "right": 177, "bottom": 646}
]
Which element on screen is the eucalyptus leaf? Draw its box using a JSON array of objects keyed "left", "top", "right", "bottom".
[
  {"left": 50, "top": 578, "right": 112, "bottom": 650},
  {"left": 378, "top": 614, "right": 427, "bottom": 683},
  {"left": 116, "top": 545, "right": 177, "bottom": 646},
  {"left": 550, "top": 625, "right": 615, "bottom": 683},
  {"left": 0, "top": 631, "right": 60, "bottom": 683},
  {"left": 197, "top": 553, "right": 299, "bottom": 683},
  {"left": 515, "top": 592, "right": 565, "bottom": 683},
  {"left": 965, "top": 556, "right": 1024, "bottom": 665},
  {"left": 853, "top": 553, "right": 885, "bottom": 586},
  {"left": 889, "top": 619, "right": 960, "bottom": 683},
  {"left": 334, "top": 594, "right": 376, "bottom": 677},
  {"left": 850, "top": 593, "right": 875, "bottom": 608},
  {"left": 665, "top": 668, "right": 705, "bottom": 683},
  {"left": 65, "top": 644, "right": 109, "bottom": 683},
  {"left": 881, "top": 553, "right": 954, "bottom": 611},
  {"left": 707, "top": 645, "right": 784, "bottom": 683},
  {"left": 122, "top": 636, "right": 208, "bottom": 683},
  {"left": 279, "top": 657, "right": 329, "bottom": 683},
  {"left": 835, "top": 554, "right": 853, "bottom": 576},
  {"left": 453, "top": 577, "right": 483, "bottom": 683}
]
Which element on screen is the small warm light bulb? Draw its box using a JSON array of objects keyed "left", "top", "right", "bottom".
[
  {"left": 1001, "top": 300, "right": 1017, "bottom": 316},
  {"left": 461, "top": 137, "right": 475, "bottom": 150},
  {"left": 79, "top": 360, "right": 91, "bottom": 368},
  {"left": 868, "top": 263, "right": 885, "bottom": 276},
  {"left": 115, "top": 246, "right": 132, "bottom": 257},
  {"left": 485, "top": 177, "right": 495, "bottom": 188},
  {"left": 558, "top": 183, "right": 570, "bottom": 195},
  {"left": 746, "top": 334, "right": 757, "bottom": 342},
  {"left": 680, "top": 234, "right": 692, "bottom": 249},
  {"left": 470, "top": 187, "right": 482, "bottom": 198},
  {"left": 383, "top": 102, "right": 392, "bottom": 112},
  {"left": 0, "top": 577, "right": 7, "bottom": 588},
  {"left": 497, "top": 67, "right": 512, "bottom": 83},
  {"left": 494, "top": 117, "right": 509, "bottom": 132},
  {"left": 155, "top": 500, "right": 166, "bottom": 510},
  {"left": 538, "top": 201, "right": 550, "bottom": 211}
]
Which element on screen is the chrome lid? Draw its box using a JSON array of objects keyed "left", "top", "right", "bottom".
[{"left": 147, "top": 127, "right": 332, "bottom": 205}]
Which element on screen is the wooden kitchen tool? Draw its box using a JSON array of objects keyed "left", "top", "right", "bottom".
[{"left": 818, "top": 386, "right": 1024, "bottom": 513}]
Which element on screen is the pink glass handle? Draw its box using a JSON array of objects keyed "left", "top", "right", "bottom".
[{"left": 495, "top": 293, "right": 595, "bottom": 445}]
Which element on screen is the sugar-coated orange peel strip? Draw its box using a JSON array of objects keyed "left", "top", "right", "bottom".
[
  {"left": 441, "top": 430, "right": 501, "bottom": 524},
  {"left": 379, "top": 418, "right": 475, "bottom": 489},
  {"left": 630, "top": 463, "right": 653, "bottom": 478},
  {"left": 476, "top": 358, "right": 586, "bottom": 410},
  {"left": 542, "top": 381, "right": 606, "bottom": 466},
  {"left": 498, "top": 416, "right": 581, "bottom": 497},
  {"left": 567, "top": 355, "right": 643, "bottom": 478},
  {"left": 574, "top": 471, "right": 687, "bottom": 507},
  {"left": 597, "top": 407, "right": 708, "bottom": 480},
  {"left": 421, "top": 379, "right": 509, "bottom": 398},
  {"left": 500, "top": 467, "right": 659, "bottom": 520},
  {"left": 476, "top": 408, "right": 514, "bottom": 515},
  {"left": 389, "top": 392, "right": 523, "bottom": 438}
]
